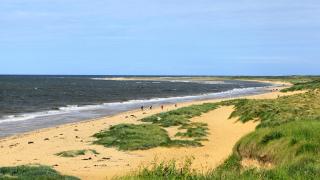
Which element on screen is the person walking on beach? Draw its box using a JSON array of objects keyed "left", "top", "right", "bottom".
[
  {"left": 161, "top": 105, "right": 164, "bottom": 110},
  {"left": 150, "top": 106, "right": 153, "bottom": 110},
  {"left": 141, "top": 106, "right": 144, "bottom": 111}
]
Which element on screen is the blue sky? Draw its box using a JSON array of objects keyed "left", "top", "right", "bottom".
[{"left": 1, "top": 0, "right": 319, "bottom": 75}]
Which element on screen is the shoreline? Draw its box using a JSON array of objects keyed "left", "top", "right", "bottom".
[
  {"left": 0, "top": 84, "right": 304, "bottom": 180},
  {"left": 0, "top": 88, "right": 285, "bottom": 144},
  {"left": 0, "top": 82, "right": 276, "bottom": 138}
]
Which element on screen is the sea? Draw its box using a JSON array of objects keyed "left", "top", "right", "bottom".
[{"left": 0, "top": 75, "right": 275, "bottom": 137}]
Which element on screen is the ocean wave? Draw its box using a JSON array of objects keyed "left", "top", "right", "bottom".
[{"left": 0, "top": 86, "right": 275, "bottom": 124}]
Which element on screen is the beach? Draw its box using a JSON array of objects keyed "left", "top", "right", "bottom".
[{"left": 0, "top": 85, "right": 304, "bottom": 180}]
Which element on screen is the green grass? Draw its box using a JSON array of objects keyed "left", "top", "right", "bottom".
[
  {"left": 55, "top": 149, "right": 99, "bottom": 158},
  {"left": 0, "top": 165, "right": 79, "bottom": 180},
  {"left": 117, "top": 158, "right": 206, "bottom": 180},
  {"left": 94, "top": 103, "right": 219, "bottom": 151},
  {"left": 175, "top": 122, "right": 209, "bottom": 140},
  {"left": 93, "top": 124, "right": 203, "bottom": 151},
  {"left": 226, "top": 91, "right": 320, "bottom": 128},
  {"left": 281, "top": 79, "right": 320, "bottom": 92},
  {"left": 235, "top": 120, "right": 320, "bottom": 167},
  {"left": 93, "top": 124, "right": 171, "bottom": 151}
]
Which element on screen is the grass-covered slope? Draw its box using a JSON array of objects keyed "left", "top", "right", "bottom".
[
  {"left": 93, "top": 103, "right": 219, "bottom": 151},
  {"left": 227, "top": 120, "right": 320, "bottom": 179},
  {"left": 93, "top": 124, "right": 171, "bottom": 150},
  {"left": 121, "top": 81, "right": 320, "bottom": 179},
  {"left": 225, "top": 91, "right": 320, "bottom": 128},
  {"left": 281, "top": 79, "right": 320, "bottom": 92},
  {"left": 0, "top": 165, "right": 79, "bottom": 180},
  {"left": 93, "top": 124, "right": 202, "bottom": 151}
]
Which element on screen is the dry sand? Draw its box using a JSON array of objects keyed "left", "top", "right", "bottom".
[{"left": 0, "top": 87, "right": 304, "bottom": 180}]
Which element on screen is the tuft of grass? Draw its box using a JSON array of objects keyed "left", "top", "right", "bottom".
[
  {"left": 117, "top": 158, "right": 207, "bottom": 180},
  {"left": 167, "top": 140, "right": 202, "bottom": 147},
  {"left": 0, "top": 165, "right": 79, "bottom": 180},
  {"left": 56, "top": 149, "right": 99, "bottom": 158},
  {"left": 175, "top": 122, "right": 209, "bottom": 139},
  {"left": 260, "top": 131, "right": 283, "bottom": 144}
]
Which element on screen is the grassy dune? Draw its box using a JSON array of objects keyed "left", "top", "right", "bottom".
[
  {"left": 93, "top": 103, "right": 219, "bottom": 150},
  {"left": 0, "top": 165, "right": 79, "bottom": 180},
  {"left": 121, "top": 78, "right": 320, "bottom": 179},
  {"left": 281, "top": 79, "right": 320, "bottom": 92}
]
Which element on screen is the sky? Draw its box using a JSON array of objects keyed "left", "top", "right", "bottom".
[{"left": 1, "top": 0, "right": 320, "bottom": 75}]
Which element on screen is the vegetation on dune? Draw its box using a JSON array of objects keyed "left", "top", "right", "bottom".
[
  {"left": 175, "top": 122, "right": 209, "bottom": 140},
  {"left": 93, "top": 124, "right": 171, "bottom": 151},
  {"left": 141, "top": 103, "right": 219, "bottom": 127},
  {"left": 224, "top": 91, "right": 320, "bottom": 128},
  {"left": 56, "top": 149, "right": 99, "bottom": 158},
  {"left": 93, "top": 124, "right": 202, "bottom": 151},
  {"left": 235, "top": 120, "right": 320, "bottom": 169},
  {"left": 281, "top": 79, "right": 320, "bottom": 92},
  {"left": 0, "top": 165, "right": 79, "bottom": 180},
  {"left": 118, "top": 158, "right": 204, "bottom": 180},
  {"left": 94, "top": 103, "right": 219, "bottom": 151},
  {"left": 120, "top": 80, "right": 320, "bottom": 179}
]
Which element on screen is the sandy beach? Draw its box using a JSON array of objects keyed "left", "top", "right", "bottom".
[{"left": 0, "top": 86, "right": 303, "bottom": 180}]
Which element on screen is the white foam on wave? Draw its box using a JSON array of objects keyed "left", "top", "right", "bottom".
[
  {"left": 0, "top": 85, "right": 275, "bottom": 124},
  {"left": 0, "top": 104, "right": 104, "bottom": 124}
]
